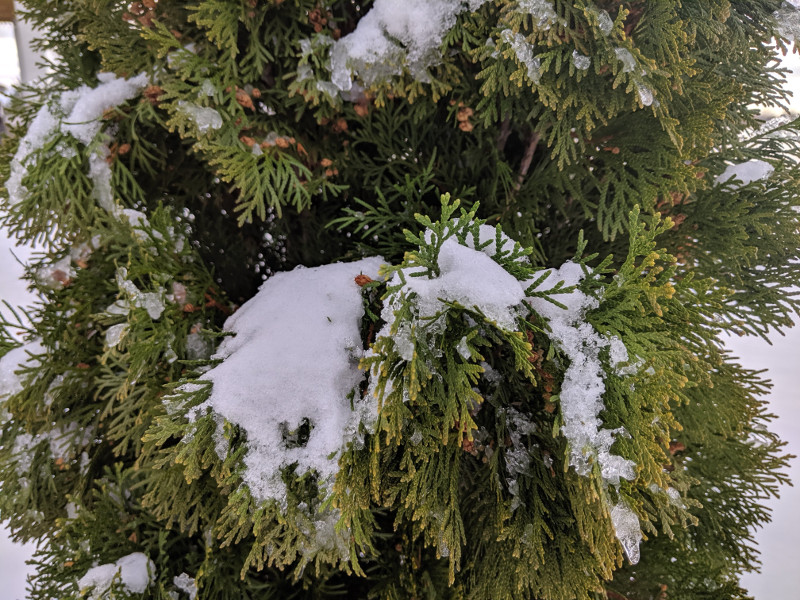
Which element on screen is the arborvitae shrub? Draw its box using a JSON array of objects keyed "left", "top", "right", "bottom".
[{"left": 1, "top": 1, "right": 798, "bottom": 598}]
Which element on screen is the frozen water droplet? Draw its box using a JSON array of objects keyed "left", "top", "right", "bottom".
[
  {"left": 636, "top": 82, "right": 653, "bottom": 106},
  {"left": 571, "top": 49, "right": 591, "bottom": 70},
  {"left": 105, "top": 324, "right": 128, "bottom": 348}
]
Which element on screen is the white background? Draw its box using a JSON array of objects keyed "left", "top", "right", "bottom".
[{"left": 0, "top": 22, "right": 798, "bottom": 600}]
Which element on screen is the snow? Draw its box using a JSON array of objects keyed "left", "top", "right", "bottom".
[
  {"left": 329, "top": 0, "right": 472, "bottom": 90},
  {"left": 6, "top": 101, "right": 60, "bottom": 205},
  {"left": 12, "top": 421, "right": 94, "bottom": 474},
  {"left": 0, "top": 340, "right": 44, "bottom": 408},
  {"left": 716, "top": 159, "right": 774, "bottom": 186},
  {"left": 504, "top": 408, "right": 538, "bottom": 510},
  {"left": 592, "top": 7, "right": 614, "bottom": 35},
  {"left": 62, "top": 73, "right": 149, "bottom": 145},
  {"left": 614, "top": 47, "right": 636, "bottom": 73},
  {"left": 572, "top": 49, "right": 591, "bottom": 70},
  {"left": 200, "top": 79, "right": 215, "bottom": 97},
  {"left": 105, "top": 323, "right": 127, "bottom": 348},
  {"left": 173, "top": 573, "right": 197, "bottom": 599},
  {"left": 501, "top": 29, "right": 541, "bottom": 84},
  {"left": 525, "top": 264, "right": 635, "bottom": 484},
  {"left": 525, "top": 261, "right": 641, "bottom": 561},
  {"left": 517, "top": 0, "right": 557, "bottom": 29},
  {"left": 5, "top": 72, "right": 149, "bottom": 212},
  {"left": 193, "top": 257, "right": 384, "bottom": 504},
  {"left": 185, "top": 332, "right": 210, "bottom": 360},
  {"left": 610, "top": 501, "right": 642, "bottom": 564},
  {"left": 166, "top": 218, "right": 640, "bottom": 553},
  {"left": 395, "top": 237, "right": 525, "bottom": 330},
  {"left": 77, "top": 552, "right": 155, "bottom": 599},
  {"left": 35, "top": 254, "right": 74, "bottom": 289},
  {"left": 177, "top": 101, "right": 223, "bottom": 133},
  {"left": 115, "top": 267, "right": 165, "bottom": 320},
  {"left": 88, "top": 151, "right": 115, "bottom": 211},
  {"left": 636, "top": 82, "right": 654, "bottom": 107},
  {"left": 302, "top": 510, "right": 350, "bottom": 562}
]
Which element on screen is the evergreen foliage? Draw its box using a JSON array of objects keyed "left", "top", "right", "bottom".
[{"left": 0, "top": 1, "right": 798, "bottom": 598}]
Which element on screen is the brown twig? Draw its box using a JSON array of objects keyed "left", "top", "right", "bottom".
[
  {"left": 514, "top": 130, "right": 541, "bottom": 191},
  {"left": 497, "top": 117, "right": 512, "bottom": 151}
]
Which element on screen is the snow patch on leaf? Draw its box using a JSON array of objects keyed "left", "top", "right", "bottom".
[
  {"left": 328, "top": 0, "right": 474, "bottom": 90},
  {"left": 5, "top": 72, "right": 149, "bottom": 212},
  {"left": 77, "top": 552, "right": 155, "bottom": 599},
  {"left": 716, "top": 159, "right": 774, "bottom": 186},
  {"left": 195, "top": 257, "right": 384, "bottom": 504},
  {"left": 525, "top": 262, "right": 641, "bottom": 562}
]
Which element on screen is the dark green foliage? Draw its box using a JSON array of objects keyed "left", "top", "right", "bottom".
[{"left": 0, "top": 1, "right": 797, "bottom": 599}]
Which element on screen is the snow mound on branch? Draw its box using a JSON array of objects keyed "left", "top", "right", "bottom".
[
  {"left": 77, "top": 552, "right": 154, "bottom": 599},
  {"left": 399, "top": 237, "right": 526, "bottom": 329},
  {"left": 62, "top": 72, "right": 150, "bottom": 145},
  {"left": 0, "top": 341, "right": 44, "bottom": 404},
  {"left": 716, "top": 159, "right": 774, "bottom": 186},
  {"left": 199, "top": 257, "right": 384, "bottom": 504},
  {"left": 525, "top": 261, "right": 641, "bottom": 562},
  {"left": 329, "top": 0, "right": 477, "bottom": 90},
  {"left": 6, "top": 72, "right": 149, "bottom": 212}
]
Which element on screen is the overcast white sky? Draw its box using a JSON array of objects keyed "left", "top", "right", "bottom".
[{"left": 0, "top": 22, "right": 798, "bottom": 600}]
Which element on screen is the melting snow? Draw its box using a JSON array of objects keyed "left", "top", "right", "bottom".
[
  {"left": 177, "top": 101, "right": 223, "bottom": 133},
  {"left": 572, "top": 49, "right": 591, "bottom": 70},
  {"left": 77, "top": 552, "right": 155, "bottom": 599},
  {"left": 517, "top": 0, "right": 558, "bottom": 29},
  {"left": 173, "top": 573, "right": 198, "bottom": 599},
  {"left": 636, "top": 82, "right": 654, "bottom": 107},
  {"left": 609, "top": 501, "right": 642, "bottom": 564},
  {"left": 614, "top": 47, "right": 636, "bottom": 73},
  {"left": 525, "top": 261, "right": 641, "bottom": 561},
  {"left": 6, "top": 72, "right": 149, "bottom": 212},
  {"left": 501, "top": 29, "right": 542, "bottom": 84},
  {"left": 716, "top": 159, "right": 774, "bottom": 186},
  {"left": 194, "top": 257, "right": 384, "bottom": 504},
  {"left": 329, "top": 0, "right": 477, "bottom": 90}
]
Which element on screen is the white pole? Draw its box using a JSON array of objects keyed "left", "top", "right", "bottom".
[{"left": 12, "top": 0, "right": 46, "bottom": 83}]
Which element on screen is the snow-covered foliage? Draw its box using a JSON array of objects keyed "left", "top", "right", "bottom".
[
  {"left": 189, "top": 257, "right": 383, "bottom": 503},
  {"left": 0, "top": 341, "right": 44, "bottom": 405},
  {"left": 716, "top": 159, "right": 775, "bottom": 186},
  {"left": 168, "top": 201, "right": 644, "bottom": 563},
  {"left": 328, "top": 0, "right": 493, "bottom": 90},
  {"left": 77, "top": 552, "right": 155, "bottom": 598},
  {"left": 7, "top": 73, "right": 148, "bottom": 212}
]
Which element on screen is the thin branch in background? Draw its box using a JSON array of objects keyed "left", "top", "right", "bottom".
[
  {"left": 514, "top": 130, "right": 541, "bottom": 191},
  {"left": 497, "top": 116, "right": 511, "bottom": 151}
]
